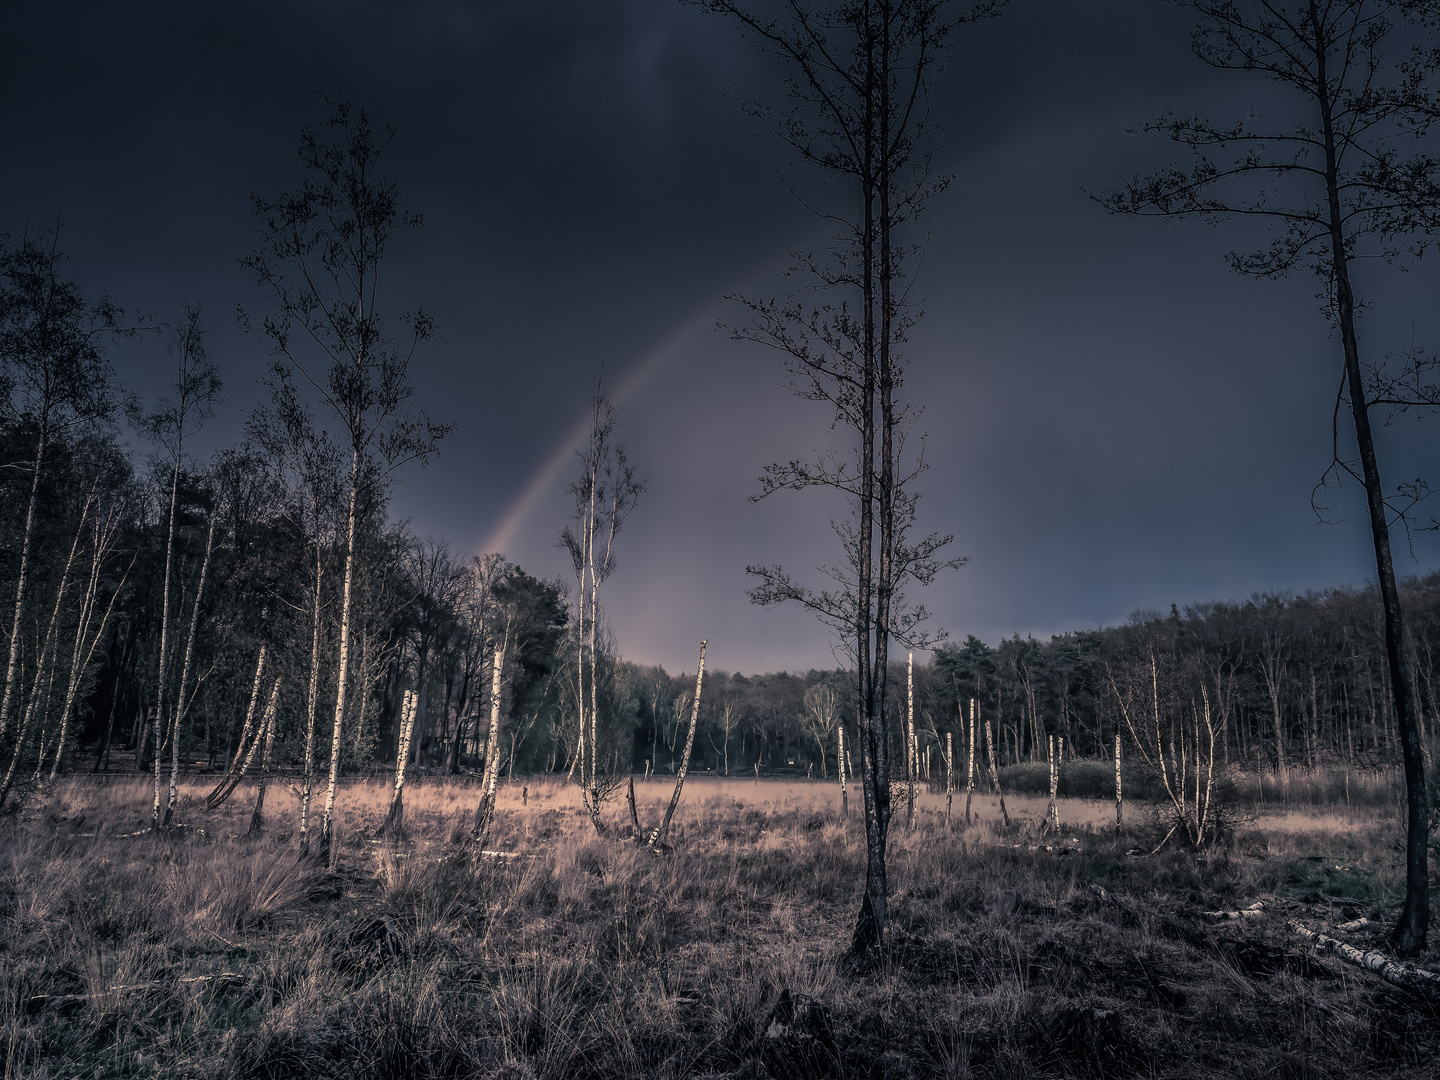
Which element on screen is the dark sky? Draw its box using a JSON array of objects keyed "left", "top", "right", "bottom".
[{"left": 7, "top": 1, "right": 1440, "bottom": 675}]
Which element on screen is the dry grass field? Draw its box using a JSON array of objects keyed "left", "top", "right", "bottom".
[{"left": 1, "top": 772, "right": 1436, "bottom": 1079}]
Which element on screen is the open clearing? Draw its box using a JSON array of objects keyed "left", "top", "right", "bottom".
[{"left": 1, "top": 774, "right": 1435, "bottom": 1079}]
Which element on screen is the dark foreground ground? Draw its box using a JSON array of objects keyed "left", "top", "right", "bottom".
[{"left": 0, "top": 776, "right": 1435, "bottom": 1079}]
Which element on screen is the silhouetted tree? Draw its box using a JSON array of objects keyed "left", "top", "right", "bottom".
[{"left": 1099, "top": 0, "right": 1440, "bottom": 957}]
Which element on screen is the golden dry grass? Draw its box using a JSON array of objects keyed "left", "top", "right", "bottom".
[{"left": 0, "top": 773, "right": 1434, "bottom": 1079}]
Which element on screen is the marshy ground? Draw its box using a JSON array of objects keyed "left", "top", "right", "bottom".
[{"left": 0, "top": 773, "right": 1435, "bottom": 1078}]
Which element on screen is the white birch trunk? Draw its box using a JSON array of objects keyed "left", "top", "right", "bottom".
[
  {"left": 965, "top": 700, "right": 976, "bottom": 826},
  {"left": 206, "top": 644, "right": 267, "bottom": 808},
  {"left": 838, "top": 724, "right": 848, "bottom": 817},
  {"left": 1, "top": 484, "right": 87, "bottom": 807},
  {"left": 1290, "top": 921, "right": 1440, "bottom": 992},
  {"left": 471, "top": 646, "right": 506, "bottom": 846},
  {"left": 49, "top": 514, "right": 126, "bottom": 780},
  {"left": 248, "top": 678, "right": 281, "bottom": 835},
  {"left": 299, "top": 550, "right": 323, "bottom": 852},
  {"left": 1045, "top": 735, "right": 1060, "bottom": 831},
  {"left": 649, "top": 640, "right": 705, "bottom": 849},
  {"left": 320, "top": 449, "right": 360, "bottom": 860},
  {"left": 906, "top": 650, "right": 916, "bottom": 830},
  {"left": 0, "top": 430, "right": 47, "bottom": 738},
  {"left": 386, "top": 689, "right": 418, "bottom": 831},
  {"left": 152, "top": 463, "right": 181, "bottom": 831},
  {"left": 1115, "top": 734, "right": 1123, "bottom": 833},
  {"left": 209, "top": 676, "right": 274, "bottom": 813},
  {"left": 163, "top": 513, "right": 215, "bottom": 825},
  {"left": 984, "top": 717, "right": 1009, "bottom": 828},
  {"left": 944, "top": 730, "right": 953, "bottom": 825}
]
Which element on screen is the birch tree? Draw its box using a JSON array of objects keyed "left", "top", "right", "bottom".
[
  {"left": 694, "top": 0, "right": 991, "bottom": 953},
  {"left": 131, "top": 303, "right": 222, "bottom": 830},
  {"left": 0, "top": 221, "right": 131, "bottom": 740},
  {"left": 1098, "top": 0, "right": 1440, "bottom": 954},
  {"left": 558, "top": 386, "right": 643, "bottom": 834},
  {"left": 803, "top": 683, "right": 840, "bottom": 779},
  {"left": 242, "top": 98, "right": 449, "bottom": 864}
]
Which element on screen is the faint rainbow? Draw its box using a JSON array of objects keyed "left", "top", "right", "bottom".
[{"left": 479, "top": 300, "right": 717, "bottom": 557}]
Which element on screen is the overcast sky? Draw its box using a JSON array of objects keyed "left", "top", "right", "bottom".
[{"left": 6, "top": 0, "right": 1440, "bottom": 675}]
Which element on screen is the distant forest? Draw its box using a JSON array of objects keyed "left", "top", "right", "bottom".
[{"left": 2, "top": 365, "right": 1435, "bottom": 788}]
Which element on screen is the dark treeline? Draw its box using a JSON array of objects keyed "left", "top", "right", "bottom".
[{"left": 10, "top": 363, "right": 1437, "bottom": 799}]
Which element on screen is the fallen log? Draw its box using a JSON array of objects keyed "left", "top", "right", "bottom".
[
  {"left": 1289, "top": 920, "right": 1440, "bottom": 993},
  {"left": 1335, "top": 917, "right": 1372, "bottom": 933},
  {"left": 1202, "top": 900, "right": 1266, "bottom": 921}
]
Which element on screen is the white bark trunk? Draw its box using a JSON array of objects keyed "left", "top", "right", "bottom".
[
  {"left": 1, "top": 481, "right": 87, "bottom": 806},
  {"left": 320, "top": 449, "right": 360, "bottom": 858},
  {"left": 209, "top": 676, "right": 275, "bottom": 812},
  {"left": 965, "top": 700, "right": 976, "bottom": 826},
  {"left": 299, "top": 550, "right": 323, "bottom": 851},
  {"left": 206, "top": 645, "right": 267, "bottom": 808},
  {"left": 649, "top": 640, "right": 706, "bottom": 849},
  {"left": 471, "top": 646, "right": 506, "bottom": 846},
  {"left": 152, "top": 463, "right": 181, "bottom": 831},
  {"left": 163, "top": 513, "right": 215, "bottom": 824},
  {"left": 248, "top": 678, "right": 281, "bottom": 835},
  {"left": 386, "top": 689, "right": 418, "bottom": 830},
  {"left": 1115, "top": 734, "right": 1123, "bottom": 833},
  {"left": 1289, "top": 921, "right": 1440, "bottom": 992},
  {"left": 0, "top": 429, "right": 47, "bottom": 738},
  {"left": 49, "top": 513, "right": 125, "bottom": 780},
  {"left": 984, "top": 717, "right": 1009, "bottom": 828},
  {"left": 906, "top": 650, "right": 916, "bottom": 830}
]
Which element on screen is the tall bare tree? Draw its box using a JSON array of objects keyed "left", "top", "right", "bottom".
[
  {"left": 1099, "top": 0, "right": 1440, "bottom": 955},
  {"left": 693, "top": 0, "right": 988, "bottom": 954},
  {"left": 242, "top": 98, "right": 449, "bottom": 863},
  {"left": 558, "top": 386, "right": 643, "bottom": 834}
]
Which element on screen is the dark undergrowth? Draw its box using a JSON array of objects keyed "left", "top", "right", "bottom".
[{"left": 0, "top": 777, "right": 1434, "bottom": 1078}]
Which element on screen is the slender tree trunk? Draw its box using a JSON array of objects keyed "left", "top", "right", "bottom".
[
  {"left": 247, "top": 678, "right": 281, "bottom": 836},
  {"left": 319, "top": 450, "right": 360, "bottom": 863},
  {"left": 965, "top": 700, "right": 975, "bottom": 826},
  {"left": 470, "top": 646, "right": 506, "bottom": 847},
  {"left": 299, "top": 550, "right": 323, "bottom": 854},
  {"left": 944, "top": 730, "right": 953, "bottom": 826},
  {"left": 0, "top": 428, "right": 47, "bottom": 739},
  {"left": 51, "top": 532, "right": 126, "bottom": 780},
  {"left": 1045, "top": 735, "right": 1060, "bottom": 832},
  {"left": 1115, "top": 734, "right": 1123, "bottom": 833},
  {"left": 0, "top": 483, "right": 86, "bottom": 808},
  {"left": 649, "top": 640, "right": 706, "bottom": 849},
  {"left": 1312, "top": 36, "right": 1428, "bottom": 951},
  {"left": 152, "top": 463, "right": 181, "bottom": 831},
  {"left": 207, "top": 645, "right": 267, "bottom": 808},
  {"left": 985, "top": 718, "right": 1009, "bottom": 828},
  {"left": 838, "top": 723, "right": 848, "bottom": 816},
  {"left": 905, "top": 651, "right": 916, "bottom": 830},
  {"left": 162, "top": 514, "right": 214, "bottom": 823},
  {"left": 386, "top": 689, "right": 418, "bottom": 833}
]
